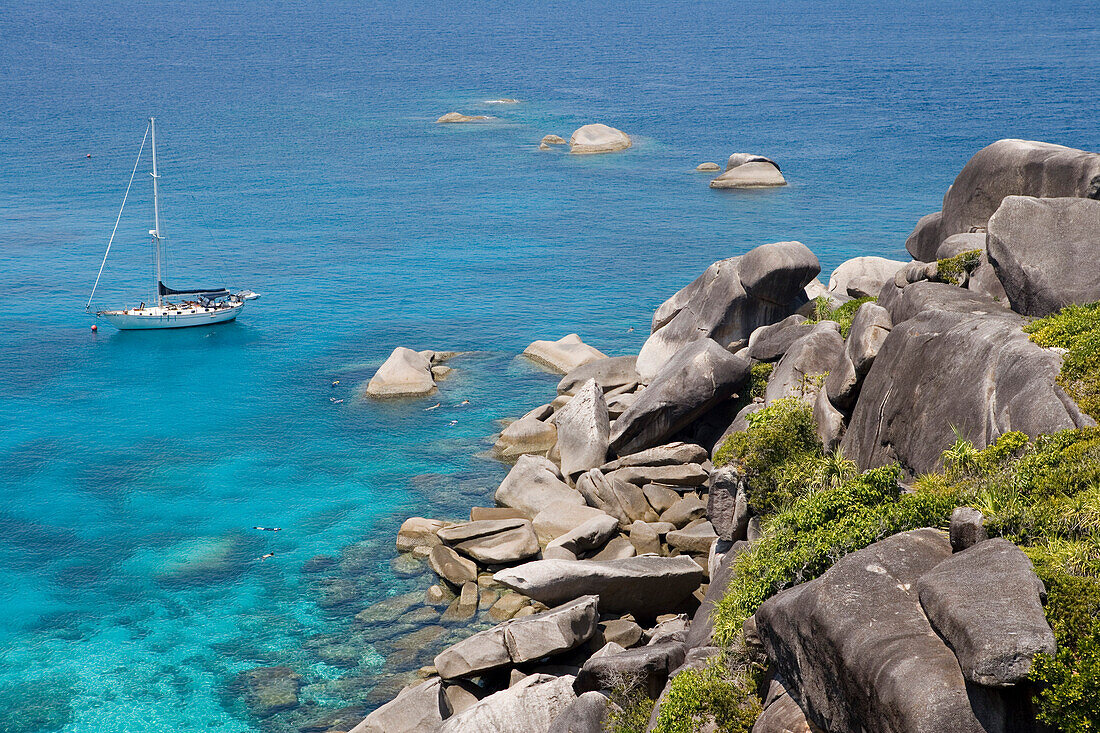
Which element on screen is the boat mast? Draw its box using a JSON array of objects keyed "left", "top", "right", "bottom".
[{"left": 150, "top": 116, "right": 163, "bottom": 308}]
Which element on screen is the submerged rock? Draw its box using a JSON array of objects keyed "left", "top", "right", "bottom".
[
  {"left": 523, "top": 334, "right": 608, "bottom": 374},
  {"left": 695, "top": 162, "right": 721, "bottom": 171},
  {"left": 569, "top": 124, "right": 632, "bottom": 154},
  {"left": 436, "top": 112, "right": 489, "bottom": 123},
  {"left": 541, "top": 134, "right": 567, "bottom": 145},
  {"left": 238, "top": 666, "right": 301, "bottom": 718}
]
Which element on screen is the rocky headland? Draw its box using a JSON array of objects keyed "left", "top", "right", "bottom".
[{"left": 252, "top": 138, "right": 1100, "bottom": 733}]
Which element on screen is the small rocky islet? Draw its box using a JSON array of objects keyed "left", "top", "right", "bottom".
[{"left": 247, "top": 137, "right": 1100, "bottom": 732}]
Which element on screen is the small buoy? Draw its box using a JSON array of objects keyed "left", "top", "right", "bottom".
[
  {"left": 90, "top": 324, "right": 98, "bottom": 332},
  {"left": 86, "top": 153, "right": 92, "bottom": 159}
]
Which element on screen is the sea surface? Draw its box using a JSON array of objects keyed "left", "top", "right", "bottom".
[{"left": 0, "top": 1, "right": 1097, "bottom": 730}]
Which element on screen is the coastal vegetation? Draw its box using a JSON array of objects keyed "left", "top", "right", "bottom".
[
  {"left": 806, "top": 294, "right": 875, "bottom": 336},
  {"left": 933, "top": 248, "right": 983, "bottom": 283},
  {"left": 1024, "top": 301, "right": 1100, "bottom": 421}
]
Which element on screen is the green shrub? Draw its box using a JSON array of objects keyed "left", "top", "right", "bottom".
[
  {"left": 650, "top": 654, "right": 763, "bottom": 733},
  {"left": 1028, "top": 569, "right": 1100, "bottom": 731},
  {"left": 1025, "top": 302, "right": 1100, "bottom": 421},
  {"left": 932, "top": 249, "right": 982, "bottom": 284},
  {"left": 713, "top": 398, "right": 823, "bottom": 514},
  {"left": 748, "top": 361, "right": 773, "bottom": 400},
  {"left": 604, "top": 679, "right": 657, "bottom": 733},
  {"left": 807, "top": 295, "right": 876, "bottom": 337}
]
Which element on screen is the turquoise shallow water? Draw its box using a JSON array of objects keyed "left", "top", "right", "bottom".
[{"left": 0, "top": 1, "right": 1098, "bottom": 730}]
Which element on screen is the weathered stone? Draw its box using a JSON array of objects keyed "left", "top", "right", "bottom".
[
  {"left": 397, "top": 517, "right": 448, "bottom": 552},
  {"left": 600, "top": 442, "right": 708, "bottom": 472},
  {"left": 747, "top": 314, "right": 813, "bottom": 362},
  {"left": 609, "top": 463, "right": 708, "bottom": 488},
  {"left": 427, "top": 545, "right": 477, "bottom": 586},
  {"left": 843, "top": 282, "right": 1093, "bottom": 474},
  {"left": 471, "top": 506, "right": 528, "bottom": 521},
  {"left": 556, "top": 380, "right": 611, "bottom": 479},
  {"left": 823, "top": 351, "right": 860, "bottom": 412},
  {"left": 598, "top": 618, "right": 645, "bottom": 648},
  {"left": 489, "top": 592, "right": 530, "bottom": 621},
  {"left": 917, "top": 538, "right": 1055, "bottom": 686},
  {"left": 986, "top": 195, "right": 1100, "bottom": 316},
  {"left": 637, "top": 242, "right": 818, "bottom": 380},
  {"left": 612, "top": 339, "right": 751, "bottom": 455},
  {"left": 575, "top": 641, "right": 687, "bottom": 698},
  {"left": 442, "top": 679, "right": 489, "bottom": 717},
  {"left": 642, "top": 484, "right": 680, "bottom": 515},
  {"left": 438, "top": 519, "right": 541, "bottom": 564},
  {"left": 813, "top": 385, "right": 845, "bottom": 452},
  {"left": 495, "top": 416, "right": 558, "bottom": 458},
  {"left": 557, "top": 356, "right": 640, "bottom": 396},
  {"left": 846, "top": 302, "right": 892, "bottom": 375},
  {"left": 365, "top": 347, "right": 436, "bottom": 398},
  {"left": 628, "top": 521, "right": 662, "bottom": 555},
  {"left": 905, "top": 139, "right": 1100, "bottom": 262},
  {"left": 439, "top": 674, "right": 578, "bottom": 732},
  {"left": 666, "top": 521, "right": 717, "bottom": 554},
  {"left": 764, "top": 322, "right": 843, "bottom": 404},
  {"left": 523, "top": 334, "right": 608, "bottom": 375},
  {"left": 827, "top": 257, "right": 907, "bottom": 299},
  {"left": 710, "top": 155, "right": 786, "bottom": 189},
  {"left": 589, "top": 535, "right": 637, "bottom": 561},
  {"left": 659, "top": 494, "right": 707, "bottom": 528},
  {"left": 355, "top": 676, "right": 445, "bottom": 732},
  {"left": 753, "top": 687, "right": 823, "bottom": 733},
  {"left": 695, "top": 162, "right": 721, "bottom": 172},
  {"left": 494, "top": 556, "right": 704, "bottom": 616},
  {"left": 441, "top": 581, "right": 479, "bottom": 622},
  {"left": 706, "top": 466, "right": 749, "bottom": 542},
  {"left": 569, "top": 124, "right": 632, "bottom": 154},
  {"left": 575, "top": 469, "right": 654, "bottom": 527},
  {"left": 533, "top": 502, "right": 613, "bottom": 542},
  {"left": 950, "top": 507, "right": 988, "bottom": 552},
  {"left": 548, "top": 690, "right": 617, "bottom": 733},
  {"left": 544, "top": 514, "right": 621, "bottom": 559},
  {"left": 756, "top": 529, "right": 999, "bottom": 733},
  {"left": 239, "top": 666, "right": 301, "bottom": 717},
  {"left": 495, "top": 455, "right": 584, "bottom": 518}
]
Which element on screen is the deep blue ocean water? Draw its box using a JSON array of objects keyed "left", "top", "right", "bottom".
[{"left": 0, "top": 1, "right": 1097, "bottom": 730}]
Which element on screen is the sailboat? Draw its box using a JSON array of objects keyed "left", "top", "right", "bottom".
[{"left": 89, "top": 117, "right": 258, "bottom": 330}]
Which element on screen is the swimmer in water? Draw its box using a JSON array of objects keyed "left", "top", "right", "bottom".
[
  {"left": 448, "top": 420, "right": 458, "bottom": 426},
  {"left": 424, "top": 403, "right": 442, "bottom": 411},
  {"left": 330, "top": 397, "right": 344, "bottom": 404},
  {"left": 459, "top": 399, "right": 470, "bottom": 406},
  {"left": 260, "top": 552, "right": 275, "bottom": 561},
  {"left": 627, "top": 326, "right": 635, "bottom": 332},
  {"left": 253, "top": 526, "right": 282, "bottom": 532},
  {"left": 331, "top": 380, "right": 340, "bottom": 387}
]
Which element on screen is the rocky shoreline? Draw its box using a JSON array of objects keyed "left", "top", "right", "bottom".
[{"left": 244, "top": 137, "right": 1100, "bottom": 733}]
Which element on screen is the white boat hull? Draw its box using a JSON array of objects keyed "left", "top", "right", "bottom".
[{"left": 99, "top": 302, "right": 244, "bottom": 330}]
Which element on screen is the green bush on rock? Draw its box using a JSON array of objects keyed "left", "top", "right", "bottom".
[
  {"left": 806, "top": 295, "right": 875, "bottom": 337},
  {"left": 1024, "top": 302, "right": 1100, "bottom": 421},
  {"left": 932, "top": 249, "right": 982, "bottom": 284}
]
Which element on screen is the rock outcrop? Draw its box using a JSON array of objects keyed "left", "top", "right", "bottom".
[
  {"left": 986, "top": 195, "right": 1100, "bottom": 316},
  {"left": 763, "top": 322, "right": 843, "bottom": 404},
  {"left": 610, "top": 339, "right": 750, "bottom": 455},
  {"left": 495, "top": 455, "right": 584, "bottom": 517},
  {"left": 710, "top": 154, "right": 786, "bottom": 189},
  {"left": 555, "top": 379, "right": 610, "bottom": 479},
  {"left": 827, "top": 256, "right": 907, "bottom": 298},
  {"left": 438, "top": 674, "right": 578, "bottom": 732},
  {"left": 905, "top": 139, "right": 1100, "bottom": 261},
  {"left": 557, "top": 356, "right": 639, "bottom": 395},
  {"left": 437, "top": 518, "right": 541, "bottom": 565},
  {"left": 436, "top": 112, "right": 490, "bottom": 123},
  {"left": 569, "top": 124, "right": 632, "bottom": 154},
  {"left": 365, "top": 348, "right": 441, "bottom": 398},
  {"left": 523, "top": 335, "right": 608, "bottom": 374},
  {"left": 842, "top": 282, "right": 1092, "bottom": 473},
  {"left": 637, "top": 242, "right": 819, "bottom": 379}
]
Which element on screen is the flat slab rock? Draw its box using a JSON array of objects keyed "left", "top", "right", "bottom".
[
  {"left": 437, "top": 518, "right": 541, "bottom": 564},
  {"left": 494, "top": 556, "right": 704, "bottom": 616},
  {"left": 557, "top": 355, "right": 639, "bottom": 395},
  {"left": 439, "top": 673, "right": 578, "bottom": 732},
  {"left": 434, "top": 595, "right": 599, "bottom": 679},
  {"left": 523, "top": 334, "right": 608, "bottom": 375},
  {"left": 916, "top": 538, "right": 1055, "bottom": 687}
]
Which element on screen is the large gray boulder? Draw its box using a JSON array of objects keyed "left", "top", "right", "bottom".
[
  {"left": 523, "top": 335, "right": 608, "bottom": 374},
  {"left": 434, "top": 596, "right": 599, "bottom": 679},
  {"left": 763, "top": 322, "right": 844, "bottom": 404},
  {"left": 555, "top": 380, "right": 610, "bottom": 479},
  {"left": 905, "top": 139, "right": 1100, "bottom": 261},
  {"left": 747, "top": 314, "right": 813, "bottom": 362},
  {"left": 438, "top": 674, "right": 578, "bottom": 732},
  {"left": 353, "top": 677, "right": 445, "bottom": 733},
  {"left": 575, "top": 469, "right": 654, "bottom": 528},
  {"left": 843, "top": 282, "right": 1093, "bottom": 474},
  {"left": 752, "top": 687, "right": 822, "bottom": 733},
  {"left": 844, "top": 302, "right": 892, "bottom": 375},
  {"left": 365, "top": 347, "right": 437, "bottom": 398},
  {"left": 548, "top": 691, "right": 617, "bottom": 733},
  {"left": 437, "top": 518, "right": 541, "bottom": 565},
  {"left": 533, "top": 502, "right": 613, "bottom": 542},
  {"left": 569, "top": 124, "right": 632, "bottom": 154},
  {"left": 916, "top": 539, "right": 1055, "bottom": 687},
  {"left": 986, "top": 195, "right": 1100, "bottom": 316},
  {"left": 494, "top": 556, "right": 705, "bottom": 616},
  {"left": 706, "top": 466, "right": 750, "bottom": 543},
  {"left": 756, "top": 529, "right": 1003, "bottom": 733},
  {"left": 827, "top": 256, "right": 907, "bottom": 298},
  {"left": 574, "top": 641, "right": 687, "bottom": 698},
  {"left": 710, "top": 154, "right": 787, "bottom": 189},
  {"left": 637, "top": 242, "right": 819, "bottom": 380},
  {"left": 495, "top": 416, "right": 557, "bottom": 458},
  {"left": 543, "top": 514, "right": 620, "bottom": 560},
  {"left": 495, "top": 456, "right": 585, "bottom": 518},
  {"left": 611, "top": 339, "right": 751, "bottom": 456},
  {"left": 557, "top": 356, "right": 639, "bottom": 395},
  {"left": 600, "top": 442, "right": 708, "bottom": 472}
]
